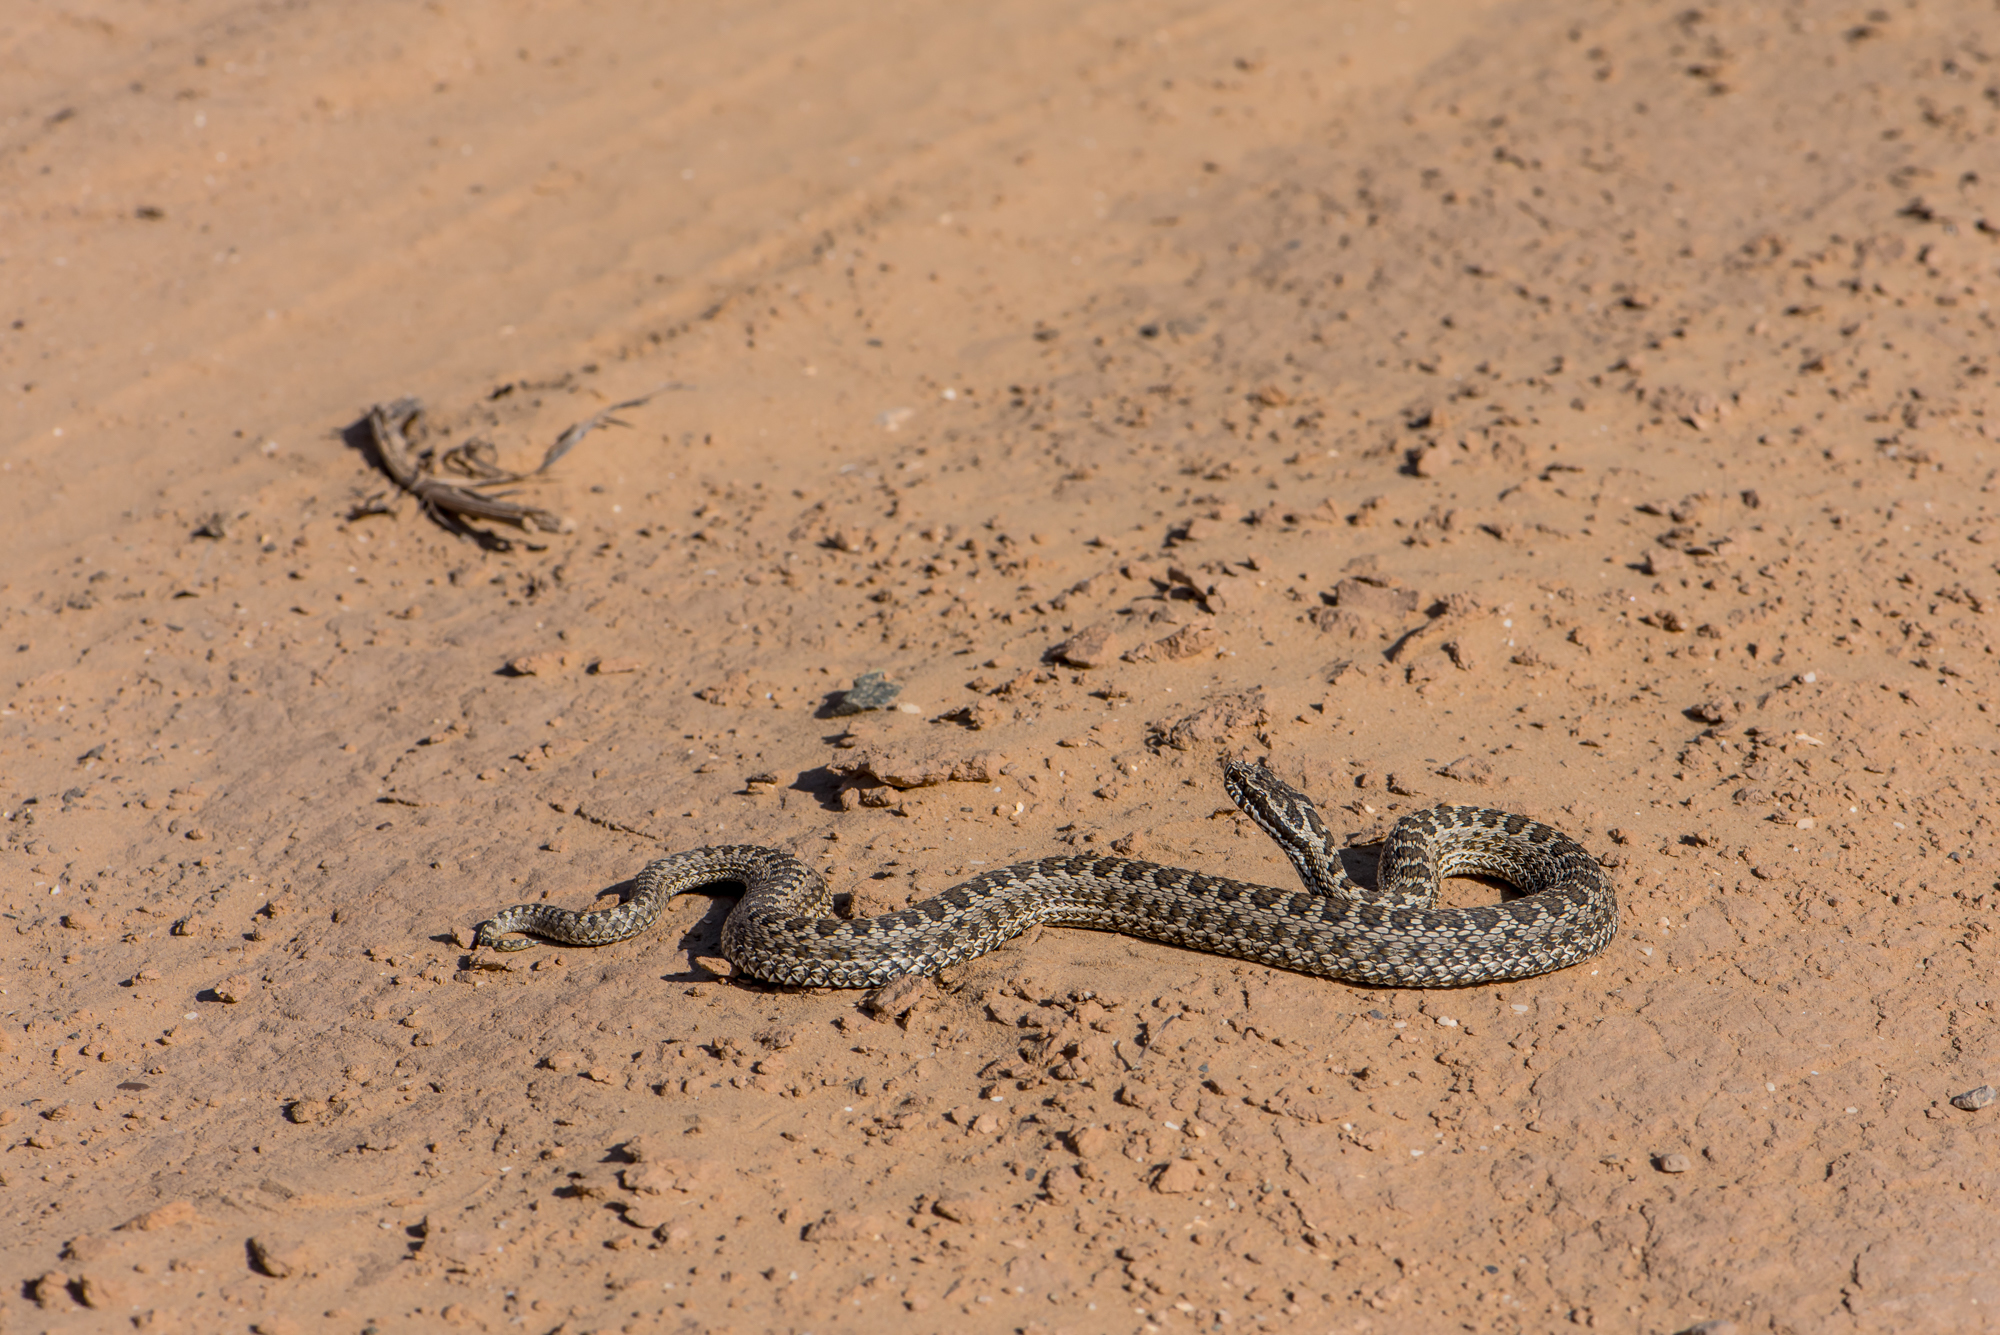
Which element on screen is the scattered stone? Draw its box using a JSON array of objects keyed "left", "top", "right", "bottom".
[
  {"left": 506, "top": 651, "right": 572, "bottom": 677},
  {"left": 932, "top": 1191, "right": 997, "bottom": 1224},
  {"left": 1123, "top": 623, "right": 1219, "bottom": 664},
  {"left": 283, "top": 1096, "right": 349, "bottom": 1126},
  {"left": 829, "top": 670, "right": 902, "bottom": 715},
  {"left": 213, "top": 973, "right": 254, "bottom": 1003},
  {"left": 621, "top": 1196, "right": 675, "bottom": 1230},
  {"left": 30, "top": 1271, "right": 73, "bottom": 1310},
  {"left": 74, "top": 1269, "right": 133, "bottom": 1309},
  {"left": 1331, "top": 577, "right": 1420, "bottom": 617},
  {"left": 1069, "top": 1126, "right": 1115, "bottom": 1158},
  {"left": 1152, "top": 1159, "right": 1205, "bottom": 1193},
  {"left": 1640, "top": 607, "right": 1691, "bottom": 632},
  {"left": 1385, "top": 772, "right": 1420, "bottom": 797},
  {"left": 541, "top": 1050, "right": 583, "bottom": 1073},
  {"left": 1732, "top": 786, "right": 1769, "bottom": 806},
  {"left": 248, "top": 1235, "right": 312, "bottom": 1279},
  {"left": 1642, "top": 547, "right": 1689, "bottom": 576},
  {"left": 1949, "top": 1085, "right": 1995, "bottom": 1111},
  {"left": 1049, "top": 624, "right": 1121, "bottom": 668},
  {"left": 831, "top": 743, "right": 1005, "bottom": 790},
  {"left": 1654, "top": 1152, "right": 1693, "bottom": 1173},
  {"left": 864, "top": 974, "right": 932, "bottom": 1020},
  {"left": 590, "top": 656, "right": 644, "bottom": 674}
]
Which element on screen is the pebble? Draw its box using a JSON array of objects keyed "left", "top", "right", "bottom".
[
  {"left": 248, "top": 1235, "right": 312, "bottom": 1279},
  {"left": 1152, "top": 1160, "right": 1204, "bottom": 1194},
  {"left": 590, "top": 656, "right": 644, "bottom": 674},
  {"left": 1049, "top": 624, "right": 1121, "bottom": 668},
  {"left": 1069, "top": 1126, "right": 1114, "bottom": 1158},
  {"left": 1949, "top": 1085, "right": 1995, "bottom": 1111},
  {"left": 1654, "top": 1152, "right": 1693, "bottom": 1174},
  {"left": 829, "top": 670, "right": 902, "bottom": 715},
  {"left": 932, "top": 1191, "right": 998, "bottom": 1223}
]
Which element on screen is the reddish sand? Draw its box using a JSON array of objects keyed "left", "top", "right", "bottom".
[{"left": 4, "top": 2, "right": 1997, "bottom": 1332}]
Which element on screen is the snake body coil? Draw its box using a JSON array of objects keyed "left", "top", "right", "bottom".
[{"left": 475, "top": 760, "right": 1617, "bottom": 988}]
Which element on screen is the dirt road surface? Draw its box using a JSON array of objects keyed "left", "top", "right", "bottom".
[{"left": 4, "top": 2, "right": 1997, "bottom": 1331}]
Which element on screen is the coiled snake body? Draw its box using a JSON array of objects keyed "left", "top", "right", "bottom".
[{"left": 475, "top": 760, "right": 1616, "bottom": 987}]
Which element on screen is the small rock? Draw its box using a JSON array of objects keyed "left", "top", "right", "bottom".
[
  {"left": 1050, "top": 624, "right": 1121, "bottom": 669},
  {"left": 248, "top": 1235, "right": 312, "bottom": 1279},
  {"left": 1949, "top": 1085, "right": 1995, "bottom": 1111},
  {"left": 507, "top": 651, "right": 572, "bottom": 677},
  {"left": 1069, "top": 1126, "right": 1115, "bottom": 1158},
  {"left": 541, "top": 1051, "right": 583, "bottom": 1074},
  {"left": 1689, "top": 697, "right": 1739, "bottom": 726},
  {"left": 829, "top": 670, "right": 902, "bottom": 716},
  {"left": 1654, "top": 1152, "right": 1693, "bottom": 1174},
  {"left": 214, "top": 973, "right": 254, "bottom": 1003},
  {"left": 864, "top": 974, "right": 931, "bottom": 1020},
  {"left": 74, "top": 1270, "right": 133, "bottom": 1310},
  {"left": 1331, "top": 577, "right": 1420, "bottom": 617},
  {"left": 1385, "top": 772, "right": 1419, "bottom": 797},
  {"left": 1153, "top": 1159, "right": 1205, "bottom": 1193},
  {"left": 1147, "top": 623, "right": 1220, "bottom": 662},
  {"left": 590, "top": 656, "right": 644, "bottom": 674},
  {"left": 1642, "top": 547, "right": 1689, "bottom": 576},
  {"left": 621, "top": 1197, "right": 675, "bottom": 1230},
  {"left": 932, "top": 1191, "right": 997, "bottom": 1224},
  {"left": 832, "top": 743, "right": 1005, "bottom": 791},
  {"left": 30, "top": 1271, "right": 73, "bottom": 1310},
  {"left": 1681, "top": 1322, "right": 1741, "bottom": 1335}
]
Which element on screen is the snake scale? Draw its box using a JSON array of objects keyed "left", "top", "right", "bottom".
[
  {"left": 476, "top": 759, "right": 1617, "bottom": 987},
  {"left": 475, "top": 759, "right": 1616, "bottom": 987}
]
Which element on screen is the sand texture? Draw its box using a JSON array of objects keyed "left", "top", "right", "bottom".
[{"left": 4, "top": 1, "right": 1998, "bottom": 1331}]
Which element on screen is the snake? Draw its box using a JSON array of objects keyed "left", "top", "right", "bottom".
[{"left": 474, "top": 759, "right": 1616, "bottom": 988}]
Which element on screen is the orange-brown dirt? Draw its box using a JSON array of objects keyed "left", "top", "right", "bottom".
[{"left": 4, "top": 2, "right": 1998, "bottom": 1332}]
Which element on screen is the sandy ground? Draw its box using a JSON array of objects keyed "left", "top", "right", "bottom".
[{"left": 4, "top": 1, "right": 1999, "bottom": 1331}]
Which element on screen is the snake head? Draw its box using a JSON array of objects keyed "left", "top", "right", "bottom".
[{"left": 1221, "top": 759, "right": 1334, "bottom": 854}]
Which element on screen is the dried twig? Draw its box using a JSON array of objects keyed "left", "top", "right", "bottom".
[{"left": 359, "top": 387, "right": 677, "bottom": 541}]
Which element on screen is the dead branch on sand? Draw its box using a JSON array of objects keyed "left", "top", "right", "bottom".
[{"left": 357, "top": 389, "right": 673, "bottom": 545}]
